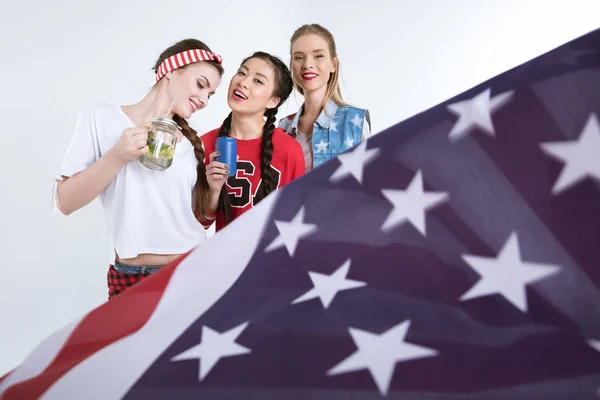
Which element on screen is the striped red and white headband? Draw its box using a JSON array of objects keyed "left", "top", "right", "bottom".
[{"left": 156, "top": 49, "right": 223, "bottom": 82}]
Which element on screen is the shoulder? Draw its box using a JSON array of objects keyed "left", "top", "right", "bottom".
[
  {"left": 281, "top": 112, "right": 297, "bottom": 122},
  {"left": 336, "top": 105, "right": 371, "bottom": 130},
  {"left": 198, "top": 128, "right": 221, "bottom": 162},
  {"left": 198, "top": 127, "right": 221, "bottom": 155},
  {"left": 273, "top": 128, "right": 302, "bottom": 153},
  {"left": 71, "top": 103, "right": 128, "bottom": 139},
  {"left": 199, "top": 127, "right": 220, "bottom": 144},
  {"left": 336, "top": 105, "right": 369, "bottom": 117},
  {"left": 278, "top": 112, "right": 297, "bottom": 130}
]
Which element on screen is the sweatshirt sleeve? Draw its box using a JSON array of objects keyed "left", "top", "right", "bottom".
[{"left": 52, "top": 109, "right": 101, "bottom": 214}]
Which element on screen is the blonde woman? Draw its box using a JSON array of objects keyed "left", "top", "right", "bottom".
[{"left": 279, "top": 24, "right": 372, "bottom": 172}]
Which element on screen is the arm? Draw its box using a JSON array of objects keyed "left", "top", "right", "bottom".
[
  {"left": 56, "top": 149, "right": 127, "bottom": 215},
  {"left": 56, "top": 118, "right": 149, "bottom": 215},
  {"left": 196, "top": 190, "right": 220, "bottom": 229},
  {"left": 197, "top": 150, "right": 229, "bottom": 229}
]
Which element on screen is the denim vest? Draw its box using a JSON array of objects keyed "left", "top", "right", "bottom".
[{"left": 279, "top": 100, "right": 371, "bottom": 169}]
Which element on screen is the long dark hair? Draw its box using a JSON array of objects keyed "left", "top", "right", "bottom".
[
  {"left": 152, "top": 39, "right": 225, "bottom": 220},
  {"left": 218, "top": 51, "right": 293, "bottom": 225}
]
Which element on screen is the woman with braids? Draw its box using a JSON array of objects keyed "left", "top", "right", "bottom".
[
  {"left": 279, "top": 24, "right": 372, "bottom": 172},
  {"left": 199, "top": 51, "right": 304, "bottom": 231},
  {"left": 53, "top": 39, "right": 224, "bottom": 299}
]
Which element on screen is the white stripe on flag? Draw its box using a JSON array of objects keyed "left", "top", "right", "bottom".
[
  {"left": 0, "top": 318, "right": 83, "bottom": 398},
  {"left": 40, "top": 191, "right": 281, "bottom": 400},
  {"left": 183, "top": 51, "right": 191, "bottom": 64},
  {"left": 176, "top": 53, "right": 184, "bottom": 67},
  {"left": 190, "top": 50, "right": 198, "bottom": 63}
]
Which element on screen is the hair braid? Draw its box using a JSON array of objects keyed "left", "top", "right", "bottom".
[
  {"left": 173, "top": 115, "right": 214, "bottom": 219},
  {"left": 254, "top": 108, "right": 277, "bottom": 203}
]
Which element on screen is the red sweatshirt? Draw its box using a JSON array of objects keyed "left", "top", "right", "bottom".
[{"left": 199, "top": 127, "right": 305, "bottom": 231}]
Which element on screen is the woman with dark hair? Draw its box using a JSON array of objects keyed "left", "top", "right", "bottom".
[{"left": 200, "top": 51, "right": 304, "bottom": 231}]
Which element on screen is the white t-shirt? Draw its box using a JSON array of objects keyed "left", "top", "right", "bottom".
[{"left": 52, "top": 103, "right": 207, "bottom": 264}]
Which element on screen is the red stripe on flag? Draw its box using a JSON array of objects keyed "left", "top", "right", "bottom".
[
  {"left": 0, "top": 369, "right": 13, "bottom": 386},
  {"left": 1, "top": 252, "right": 191, "bottom": 400}
]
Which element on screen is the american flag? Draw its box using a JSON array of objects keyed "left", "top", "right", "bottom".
[{"left": 2, "top": 28, "right": 600, "bottom": 400}]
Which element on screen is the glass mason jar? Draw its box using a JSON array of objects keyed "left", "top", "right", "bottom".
[{"left": 138, "top": 117, "right": 178, "bottom": 171}]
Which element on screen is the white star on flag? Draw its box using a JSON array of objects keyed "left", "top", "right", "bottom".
[
  {"left": 329, "top": 141, "right": 380, "bottom": 184},
  {"left": 460, "top": 232, "right": 561, "bottom": 312},
  {"left": 350, "top": 114, "right": 363, "bottom": 128},
  {"left": 327, "top": 320, "right": 438, "bottom": 397},
  {"left": 380, "top": 170, "right": 449, "bottom": 236},
  {"left": 292, "top": 259, "right": 367, "bottom": 308},
  {"left": 539, "top": 112, "right": 600, "bottom": 195},
  {"left": 171, "top": 322, "right": 251, "bottom": 381},
  {"left": 345, "top": 137, "right": 355, "bottom": 148},
  {"left": 265, "top": 205, "right": 318, "bottom": 257},
  {"left": 446, "top": 88, "right": 514, "bottom": 142},
  {"left": 588, "top": 339, "right": 600, "bottom": 353},
  {"left": 315, "top": 139, "right": 328, "bottom": 153}
]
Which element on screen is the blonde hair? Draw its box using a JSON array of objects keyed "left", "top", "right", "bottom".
[{"left": 290, "top": 24, "right": 349, "bottom": 112}]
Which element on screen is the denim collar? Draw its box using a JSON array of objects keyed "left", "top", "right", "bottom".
[{"left": 289, "top": 99, "right": 339, "bottom": 132}]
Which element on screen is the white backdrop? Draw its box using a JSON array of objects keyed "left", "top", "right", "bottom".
[{"left": 0, "top": 0, "right": 598, "bottom": 376}]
